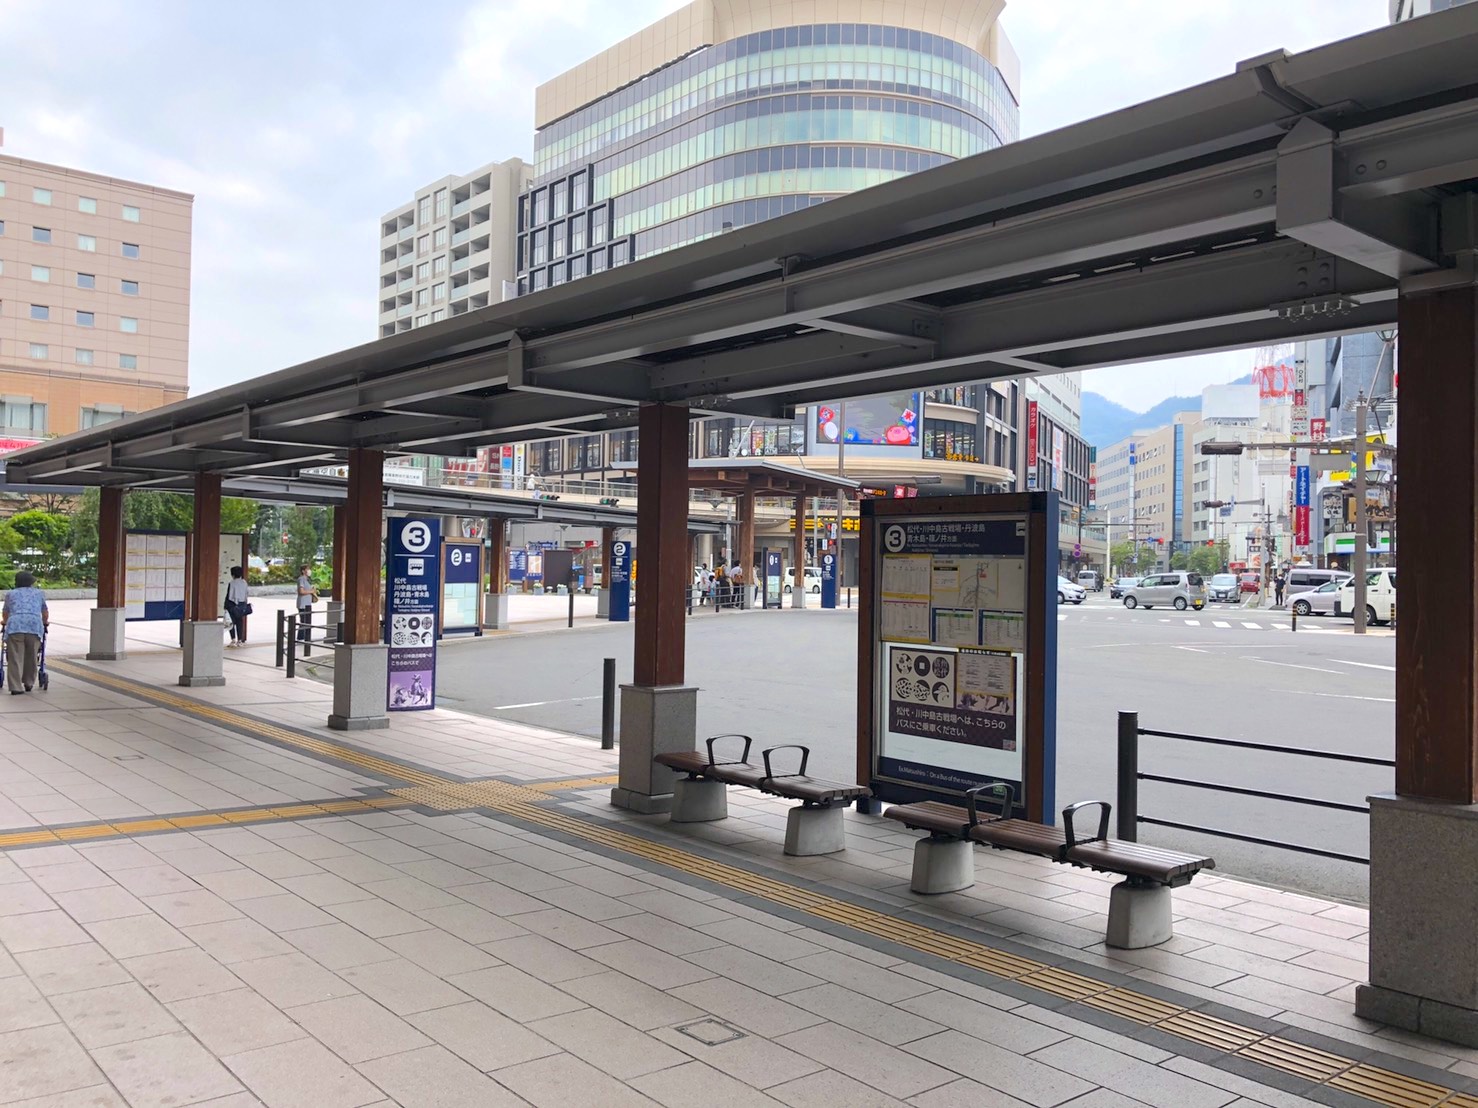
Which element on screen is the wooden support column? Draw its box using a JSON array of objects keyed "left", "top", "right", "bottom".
[
  {"left": 600, "top": 526, "right": 615, "bottom": 583},
  {"left": 633, "top": 403, "right": 689, "bottom": 686},
  {"left": 343, "top": 448, "right": 384, "bottom": 645},
  {"left": 488, "top": 517, "right": 508, "bottom": 592},
  {"left": 331, "top": 506, "right": 348, "bottom": 604},
  {"left": 188, "top": 473, "right": 222, "bottom": 622},
  {"left": 794, "top": 495, "right": 806, "bottom": 590},
  {"left": 97, "top": 487, "right": 125, "bottom": 609},
  {"left": 739, "top": 484, "right": 757, "bottom": 603}
]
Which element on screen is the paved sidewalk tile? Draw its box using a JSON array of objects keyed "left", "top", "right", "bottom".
[
  {"left": 494, "top": 1053, "right": 661, "bottom": 1108},
  {"left": 224, "top": 1037, "right": 384, "bottom": 1108},
  {"left": 406, "top": 1000, "right": 561, "bottom": 1071},
  {"left": 288, "top": 994, "right": 432, "bottom": 1063},
  {"left": 357, "top": 1044, "right": 528, "bottom": 1107},
  {"left": 51, "top": 981, "right": 180, "bottom": 1048},
  {"left": 168, "top": 988, "right": 308, "bottom": 1056},
  {"left": 0, "top": 1024, "right": 107, "bottom": 1103},
  {"left": 91, "top": 1031, "right": 244, "bottom": 1107}
]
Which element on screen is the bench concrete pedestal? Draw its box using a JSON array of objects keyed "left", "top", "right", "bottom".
[
  {"left": 596, "top": 590, "right": 610, "bottom": 618},
  {"left": 671, "top": 778, "right": 727, "bottom": 823},
  {"left": 87, "top": 607, "right": 126, "bottom": 661},
  {"left": 483, "top": 593, "right": 509, "bottom": 630},
  {"left": 909, "top": 837, "right": 975, "bottom": 894},
  {"left": 611, "top": 685, "right": 697, "bottom": 815},
  {"left": 1355, "top": 794, "right": 1478, "bottom": 1046},
  {"left": 785, "top": 805, "right": 845, "bottom": 856},
  {"left": 790, "top": 588, "right": 807, "bottom": 609},
  {"left": 1105, "top": 881, "right": 1172, "bottom": 949},
  {"left": 179, "top": 621, "right": 225, "bottom": 687},
  {"left": 327, "top": 643, "right": 389, "bottom": 731}
]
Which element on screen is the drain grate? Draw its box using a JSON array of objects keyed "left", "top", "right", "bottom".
[{"left": 674, "top": 1019, "right": 746, "bottom": 1046}]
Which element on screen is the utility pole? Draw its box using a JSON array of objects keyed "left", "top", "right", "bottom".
[{"left": 1353, "top": 394, "right": 1370, "bottom": 635}]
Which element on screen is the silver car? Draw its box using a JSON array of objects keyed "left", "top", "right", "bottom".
[
  {"left": 1123, "top": 571, "right": 1207, "bottom": 611},
  {"left": 1290, "top": 579, "right": 1341, "bottom": 617}
]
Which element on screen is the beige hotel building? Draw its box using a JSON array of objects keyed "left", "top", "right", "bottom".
[{"left": 0, "top": 148, "right": 192, "bottom": 442}]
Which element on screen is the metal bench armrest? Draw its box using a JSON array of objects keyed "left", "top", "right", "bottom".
[
  {"left": 964, "top": 782, "right": 1015, "bottom": 827},
  {"left": 705, "top": 734, "right": 753, "bottom": 766},
  {"left": 1062, "top": 800, "right": 1112, "bottom": 849},
  {"left": 761, "top": 744, "right": 810, "bottom": 780}
]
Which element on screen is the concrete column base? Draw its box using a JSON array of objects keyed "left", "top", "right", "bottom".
[
  {"left": 1105, "top": 881, "right": 1173, "bottom": 949},
  {"left": 327, "top": 643, "right": 390, "bottom": 731},
  {"left": 325, "top": 601, "right": 344, "bottom": 641},
  {"left": 1355, "top": 794, "right": 1478, "bottom": 1045},
  {"left": 671, "top": 777, "right": 727, "bottom": 823},
  {"left": 178, "top": 621, "right": 225, "bottom": 687},
  {"left": 785, "top": 805, "right": 846, "bottom": 856},
  {"left": 87, "top": 607, "right": 127, "bottom": 661},
  {"left": 483, "top": 593, "right": 509, "bottom": 630},
  {"left": 791, "top": 587, "right": 808, "bottom": 609},
  {"left": 910, "top": 837, "right": 975, "bottom": 894},
  {"left": 596, "top": 590, "right": 611, "bottom": 618},
  {"left": 610, "top": 685, "right": 698, "bottom": 814}
]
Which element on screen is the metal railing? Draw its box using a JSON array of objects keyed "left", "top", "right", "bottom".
[
  {"left": 1117, "top": 711, "right": 1393, "bottom": 865},
  {"left": 276, "top": 609, "right": 343, "bottom": 678}
]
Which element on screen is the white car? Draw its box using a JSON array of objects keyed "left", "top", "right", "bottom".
[
  {"left": 1335, "top": 568, "right": 1397, "bottom": 624},
  {"left": 1057, "top": 576, "right": 1086, "bottom": 604},
  {"left": 783, "top": 566, "right": 823, "bottom": 594}
]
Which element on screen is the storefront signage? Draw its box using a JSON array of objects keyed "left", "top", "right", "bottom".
[
  {"left": 1026, "top": 400, "right": 1039, "bottom": 466},
  {"left": 386, "top": 517, "right": 440, "bottom": 711}
]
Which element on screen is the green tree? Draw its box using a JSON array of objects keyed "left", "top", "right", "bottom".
[
  {"left": 2, "top": 510, "right": 75, "bottom": 580},
  {"left": 1187, "top": 545, "right": 1222, "bottom": 577},
  {"left": 1169, "top": 548, "right": 1190, "bottom": 571},
  {"left": 70, "top": 489, "right": 259, "bottom": 562},
  {"left": 284, "top": 507, "right": 321, "bottom": 572},
  {"left": 1110, "top": 541, "right": 1145, "bottom": 576}
]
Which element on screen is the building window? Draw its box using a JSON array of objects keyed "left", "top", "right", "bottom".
[
  {"left": 76, "top": 310, "right": 94, "bottom": 327},
  {"left": 570, "top": 171, "right": 587, "bottom": 209},
  {"left": 77, "top": 233, "right": 97, "bottom": 251},
  {"left": 121, "top": 242, "right": 139, "bottom": 258},
  {"left": 32, "top": 226, "right": 51, "bottom": 244},
  {"left": 432, "top": 255, "right": 447, "bottom": 276},
  {"left": 31, "top": 265, "right": 49, "bottom": 282},
  {"left": 122, "top": 205, "right": 141, "bottom": 222},
  {"left": 29, "top": 305, "right": 49, "bottom": 321},
  {"left": 28, "top": 344, "right": 48, "bottom": 360},
  {"left": 32, "top": 188, "right": 51, "bottom": 205},
  {"left": 552, "top": 181, "right": 567, "bottom": 219},
  {"left": 3, "top": 399, "right": 45, "bottom": 433},
  {"left": 415, "top": 314, "right": 427, "bottom": 328},
  {"left": 418, "top": 196, "right": 432, "bottom": 225},
  {"left": 80, "top": 405, "right": 128, "bottom": 428},
  {"left": 433, "top": 227, "right": 447, "bottom": 249},
  {"left": 0, "top": 182, "right": 5, "bottom": 197},
  {"left": 416, "top": 288, "right": 429, "bottom": 308},
  {"left": 416, "top": 262, "right": 429, "bottom": 281},
  {"left": 120, "top": 317, "right": 138, "bottom": 333},
  {"left": 432, "top": 282, "right": 445, "bottom": 303},
  {"left": 417, "top": 234, "right": 429, "bottom": 256},
  {"left": 121, "top": 279, "right": 139, "bottom": 296},
  {"left": 590, "top": 210, "right": 607, "bottom": 246},
  {"left": 77, "top": 273, "right": 95, "bottom": 289},
  {"left": 533, "top": 189, "right": 548, "bottom": 225},
  {"left": 434, "top": 188, "right": 447, "bottom": 219},
  {"left": 570, "top": 216, "right": 585, "bottom": 253},
  {"left": 75, "top": 349, "right": 94, "bottom": 365},
  {"left": 119, "top": 353, "right": 138, "bottom": 369},
  {"left": 611, "top": 240, "right": 629, "bottom": 266},
  {"left": 531, "top": 229, "right": 546, "bottom": 265},
  {"left": 551, "top": 223, "right": 566, "bottom": 259},
  {"left": 570, "top": 255, "right": 586, "bottom": 280},
  {"left": 0, "top": 220, "right": 5, "bottom": 235},
  {"left": 78, "top": 196, "right": 97, "bottom": 214},
  {"left": 430, "top": 308, "right": 445, "bottom": 323}
]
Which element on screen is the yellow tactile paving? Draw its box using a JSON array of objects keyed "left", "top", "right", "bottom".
[{"left": 42, "top": 661, "right": 1472, "bottom": 1108}]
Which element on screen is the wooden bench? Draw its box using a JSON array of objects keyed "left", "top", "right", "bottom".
[
  {"left": 885, "top": 785, "right": 1213, "bottom": 949},
  {"left": 655, "top": 735, "right": 871, "bottom": 856}
]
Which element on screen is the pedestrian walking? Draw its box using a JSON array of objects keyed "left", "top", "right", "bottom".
[
  {"left": 1273, "top": 571, "right": 1286, "bottom": 607},
  {"left": 714, "top": 563, "right": 728, "bottom": 607},
  {"left": 2, "top": 572, "right": 48, "bottom": 694},
  {"left": 729, "top": 561, "right": 744, "bottom": 606},
  {"left": 296, "top": 563, "right": 318, "bottom": 642},
  {"left": 224, "top": 565, "right": 251, "bottom": 647}
]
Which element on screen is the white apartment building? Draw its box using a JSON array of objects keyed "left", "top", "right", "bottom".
[
  {"left": 1026, "top": 372, "right": 1083, "bottom": 436},
  {"left": 377, "top": 158, "right": 530, "bottom": 339}
]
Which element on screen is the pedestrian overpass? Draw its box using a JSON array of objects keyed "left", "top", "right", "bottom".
[{"left": 9, "top": 6, "right": 1478, "bottom": 1045}]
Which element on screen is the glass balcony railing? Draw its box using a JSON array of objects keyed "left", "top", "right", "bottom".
[
  {"left": 452, "top": 227, "right": 471, "bottom": 246},
  {"left": 398, "top": 225, "right": 415, "bottom": 241},
  {"left": 397, "top": 304, "right": 413, "bottom": 317},
  {"left": 451, "top": 256, "right": 471, "bottom": 274}
]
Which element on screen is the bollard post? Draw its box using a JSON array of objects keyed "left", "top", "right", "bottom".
[
  {"left": 1291, "top": 610, "right": 1298, "bottom": 632},
  {"left": 304, "top": 612, "right": 312, "bottom": 658},
  {"left": 286, "top": 615, "right": 297, "bottom": 679},
  {"left": 601, "top": 657, "right": 616, "bottom": 750},
  {"left": 568, "top": 578, "right": 576, "bottom": 629},
  {"left": 336, "top": 621, "right": 344, "bottom": 645},
  {"left": 1117, "top": 711, "right": 1138, "bottom": 842},
  {"left": 276, "top": 610, "right": 285, "bottom": 668}
]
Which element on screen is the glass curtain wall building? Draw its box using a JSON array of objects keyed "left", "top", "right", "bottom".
[{"left": 512, "top": 0, "right": 1021, "bottom": 491}]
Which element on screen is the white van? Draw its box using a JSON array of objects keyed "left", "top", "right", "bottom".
[{"left": 1335, "top": 568, "right": 1396, "bottom": 624}]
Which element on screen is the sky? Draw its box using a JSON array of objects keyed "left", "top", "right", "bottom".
[{"left": 0, "top": 0, "right": 1389, "bottom": 414}]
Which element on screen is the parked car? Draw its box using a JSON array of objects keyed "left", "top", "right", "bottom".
[
  {"left": 1207, "top": 573, "right": 1240, "bottom": 603},
  {"left": 1123, "top": 571, "right": 1207, "bottom": 611},
  {"left": 1238, "top": 572, "right": 1261, "bottom": 594},
  {"left": 1110, "top": 577, "right": 1139, "bottom": 599},
  {"left": 1335, "top": 568, "right": 1397, "bottom": 624},
  {"left": 1076, "top": 570, "right": 1102, "bottom": 592},
  {"left": 1056, "top": 576, "right": 1086, "bottom": 604},
  {"left": 1291, "top": 579, "right": 1342, "bottom": 617},
  {"left": 783, "top": 566, "right": 822, "bottom": 594},
  {"left": 1285, "top": 567, "right": 1350, "bottom": 599}
]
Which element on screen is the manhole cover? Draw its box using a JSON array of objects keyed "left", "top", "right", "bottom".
[{"left": 674, "top": 1019, "right": 745, "bottom": 1046}]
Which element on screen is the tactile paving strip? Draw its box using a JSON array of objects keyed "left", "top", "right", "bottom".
[{"left": 45, "top": 660, "right": 1477, "bottom": 1108}]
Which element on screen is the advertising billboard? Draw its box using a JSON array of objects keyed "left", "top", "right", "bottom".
[{"left": 812, "top": 394, "right": 920, "bottom": 453}]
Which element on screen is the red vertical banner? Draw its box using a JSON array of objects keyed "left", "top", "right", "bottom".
[
  {"left": 1295, "top": 506, "right": 1311, "bottom": 546},
  {"left": 1026, "top": 400, "right": 1039, "bottom": 465}
]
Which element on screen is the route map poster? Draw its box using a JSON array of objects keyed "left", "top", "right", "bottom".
[
  {"left": 386, "top": 517, "right": 441, "bottom": 711},
  {"left": 887, "top": 646, "right": 1017, "bottom": 750}
]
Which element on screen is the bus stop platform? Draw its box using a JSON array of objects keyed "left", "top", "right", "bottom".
[{"left": 0, "top": 647, "right": 1471, "bottom": 1108}]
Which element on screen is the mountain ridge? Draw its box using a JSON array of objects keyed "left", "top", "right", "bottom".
[{"left": 1081, "top": 375, "right": 1253, "bottom": 447}]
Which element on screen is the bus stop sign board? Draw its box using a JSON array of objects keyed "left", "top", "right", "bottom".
[{"left": 857, "top": 493, "right": 1058, "bottom": 823}]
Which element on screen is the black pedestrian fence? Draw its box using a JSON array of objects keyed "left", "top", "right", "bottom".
[
  {"left": 1117, "top": 710, "right": 1393, "bottom": 865},
  {"left": 277, "top": 609, "right": 343, "bottom": 679}
]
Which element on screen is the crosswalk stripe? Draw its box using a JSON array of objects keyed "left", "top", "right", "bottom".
[
  {"left": 1184, "top": 619, "right": 1200, "bottom": 626},
  {"left": 1271, "top": 623, "right": 1290, "bottom": 630},
  {"left": 1213, "top": 621, "right": 1231, "bottom": 628},
  {"left": 1242, "top": 622, "right": 1261, "bottom": 630}
]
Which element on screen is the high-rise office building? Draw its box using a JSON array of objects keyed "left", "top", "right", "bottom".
[
  {"left": 507, "top": 0, "right": 1024, "bottom": 500},
  {"left": 0, "top": 149, "right": 192, "bottom": 442},
  {"left": 377, "top": 158, "right": 531, "bottom": 339}
]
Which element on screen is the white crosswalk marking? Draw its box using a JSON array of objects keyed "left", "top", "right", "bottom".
[
  {"left": 1213, "top": 621, "right": 1231, "bottom": 628},
  {"left": 1272, "top": 623, "right": 1291, "bottom": 630},
  {"left": 1184, "top": 619, "right": 1200, "bottom": 626},
  {"left": 1242, "top": 622, "right": 1261, "bottom": 630}
]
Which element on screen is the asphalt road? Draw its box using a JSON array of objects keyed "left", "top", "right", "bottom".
[{"left": 434, "top": 594, "right": 1393, "bottom": 903}]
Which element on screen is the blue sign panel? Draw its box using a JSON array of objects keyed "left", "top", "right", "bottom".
[
  {"left": 820, "top": 551, "right": 838, "bottom": 609},
  {"left": 764, "top": 550, "right": 782, "bottom": 607},
  {"left": 507, "top": 550, "right": 527, "bottom": 583},
  {"left": 608, "top": 540, "right": 632, "bottom": 622},
  {"left": 440, "top": 541, "right": 482, "bottom": 638},
  {"left": 1295, "top": 465, "right": 1311, "bottom": 508},
  {"left": 386, "top": 517, "right": 440, "bottom": 711}
]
